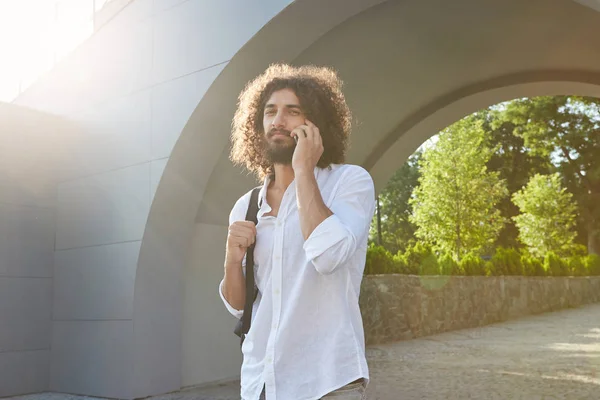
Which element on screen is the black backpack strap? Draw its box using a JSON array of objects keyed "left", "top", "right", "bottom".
[{"left": 238, "top": 186, "right": 261, "bottom": 345}]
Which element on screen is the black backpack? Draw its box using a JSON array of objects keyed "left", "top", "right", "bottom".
[{"left": 233, "top": 187, "right": 261, "bottom": 346}]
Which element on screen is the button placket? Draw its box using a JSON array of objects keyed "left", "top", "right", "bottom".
[
  {"left": 264, "top": 217, "right": 283, "bottom": 397},
  {"left": 272, "top": 219, "right": 283, "bottom": 329},
  {"left": 264, "top": 179, "right": 296, "bottom": 399}
]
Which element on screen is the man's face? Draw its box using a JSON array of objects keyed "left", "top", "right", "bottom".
[{"left": 262, "top": 88, "right": 305, "bottom": 165}]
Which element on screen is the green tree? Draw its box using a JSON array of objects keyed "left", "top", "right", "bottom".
[
  {"left": 410, "top": 116, "right": 508, "bottom": 260},
  {"left": 475, "top": 109, "right": 552, "bottom": 249},
  {"left": 499, "top": 96, "right": 600, "bottom": 254},
  {"left": 512, "top": 173, "right": 579, "bottom": 257},
  {"left": 369, "top": 152, "right": 421, "bottom": 254}
]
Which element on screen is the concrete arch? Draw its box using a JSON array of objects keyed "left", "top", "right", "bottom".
[
  {"left": 136, "top": 0, "right": 600, "bottom": 396},
  {"left": 368, "top": 72, "right": 600, "bottom": 188}
]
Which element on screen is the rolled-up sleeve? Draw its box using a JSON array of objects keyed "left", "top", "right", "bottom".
[
  {"left": 303, "top": 166, "right": 376, "bottom": 275},
  {"left": 219, "top": 279, "right": 244, "bottom": 319}
]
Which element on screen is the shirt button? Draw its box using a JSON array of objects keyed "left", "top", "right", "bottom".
[{"left": 274, "top": 289, "right": 280, "bottom": 295}]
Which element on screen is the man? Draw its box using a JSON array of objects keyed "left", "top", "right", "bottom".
[{"left": 219, "top": 64, "right": 376, "bottom": 400}]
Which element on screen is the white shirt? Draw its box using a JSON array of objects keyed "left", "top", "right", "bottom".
[{"left": 219, "top": 164, "right": 376, "bottom": 400}]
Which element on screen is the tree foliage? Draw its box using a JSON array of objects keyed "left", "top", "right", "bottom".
[
  {"left": 512, "top": 173, "right": 579, "bottom": 257},
  {"left": 369, "top": 152, "right": 421, "bottom": 254},
  {"left": 497, "top": 96, "right": 600, "bottom": 254},
  {"left": 370, "top": 95, "right": 599, "bottom": 258},
  {"left": 476, "top": 109, "right": 553, "bottom": 248},
  {"left": 410, "top": 116, "right": 508, "bottom": 260}
]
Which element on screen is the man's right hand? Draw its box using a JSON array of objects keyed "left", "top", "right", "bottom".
[{"left": 225, "top": 221, "right": 257, "bottom": 266}]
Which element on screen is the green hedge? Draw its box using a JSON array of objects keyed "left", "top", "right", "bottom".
[{"left": 365, "top": 243, "right": 600, "bottom": 277}]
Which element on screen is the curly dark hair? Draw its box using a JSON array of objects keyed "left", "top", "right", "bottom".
[{"left": 230, "top": 64, "right": 352, "bottom": 180}]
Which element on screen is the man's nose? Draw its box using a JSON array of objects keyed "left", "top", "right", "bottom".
[{"left": 272, "top": 112, "right": 285, "bottom": 128}]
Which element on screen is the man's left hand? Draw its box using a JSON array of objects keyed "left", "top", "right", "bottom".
[{"left": 291, "top": 119, "right": 324, "bottom": 174}]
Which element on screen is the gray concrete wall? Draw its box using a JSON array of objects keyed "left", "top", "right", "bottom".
[
  {"left": 181, "top": 223, "right": 241, "bottom": 387},
  {"left": 0, "top": 104, "right": 79, "bottom": 397}
]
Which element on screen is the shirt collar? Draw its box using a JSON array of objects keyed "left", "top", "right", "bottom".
[{"left": 258, "top": 166, "right": 324, "bottom": 215}]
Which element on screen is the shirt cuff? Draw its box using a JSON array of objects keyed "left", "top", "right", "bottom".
[
  {"left": 303, "top": 214, "right": 349, "bottom": 261},
  {"left": 219, "top": 279, "right": 244, "bottom": 319}
]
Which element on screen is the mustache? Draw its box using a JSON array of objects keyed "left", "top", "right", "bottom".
[{"left": 268, "top": 128, "right": 292, "bottom": 137}]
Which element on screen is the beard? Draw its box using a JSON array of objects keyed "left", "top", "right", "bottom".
[{"left": 264, "top": 129, "right": 296, "bottom": 165}]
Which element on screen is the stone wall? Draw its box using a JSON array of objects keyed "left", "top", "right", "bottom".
[{"left": 359, "top": 275, "right": 600, "bottom": 346}]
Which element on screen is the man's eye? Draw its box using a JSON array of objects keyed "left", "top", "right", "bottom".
[{"left": 265, "top": 110, "right": 275, "bottom": 116}]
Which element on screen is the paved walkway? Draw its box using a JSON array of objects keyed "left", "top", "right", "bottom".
[{"left": 8, "top": 303, "right": 600, "bottom": 400}]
